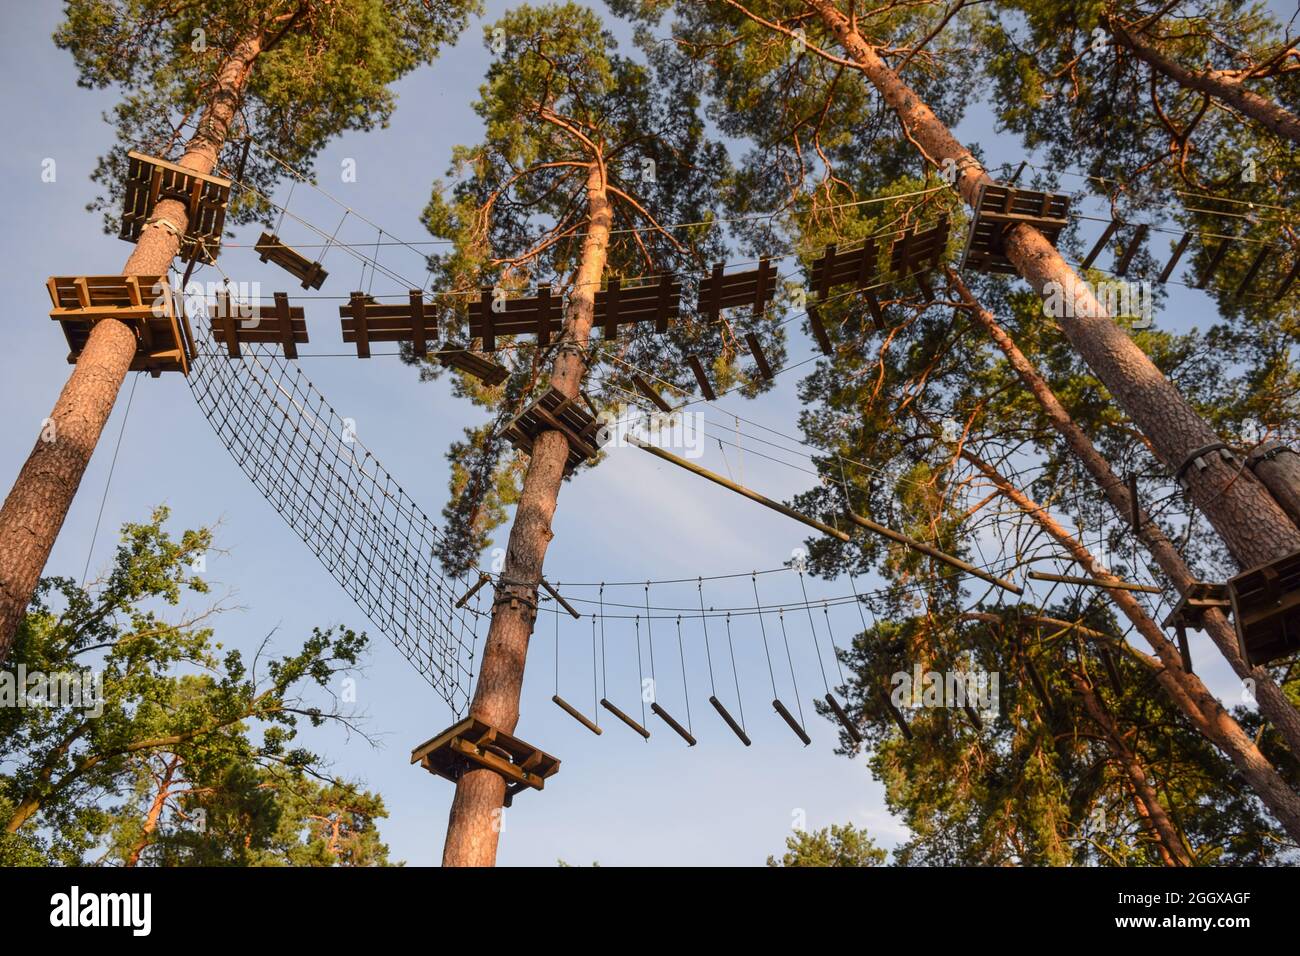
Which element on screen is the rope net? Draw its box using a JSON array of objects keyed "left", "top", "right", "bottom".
[{"left": 184, "top": 315, "right": 480, "bottom": 715}]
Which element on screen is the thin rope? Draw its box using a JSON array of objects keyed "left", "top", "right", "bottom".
[
  {"left": 778, "top": 608, "right": 807, "bottom": 728},
  {"left": 81, "top": 372, "right": 139, "bottom": 587},
  {"left": 799, "top": 568, "right": 832, "bottom": 694},
  {"left": 676, "top": 615, "right": 693, "bottom": 732},
  {"left": 753, "top": 574, "right": 779, "bottom": 697},
  {"left": 698, "top": 578, "right": 718, "bottom": 696},
  {"left": 724, "top": 612, "right": 746, "bottom": 730}
]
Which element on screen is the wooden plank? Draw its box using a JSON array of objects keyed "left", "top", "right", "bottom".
[
  {"left": 603, "top": 276, "right": 621, "bottom": 339},
  {"left": 274, "top": 292, "right": 296, "bottom": 359},
  {"left": 552, "top": 695, "right": 601, "bottom": 735},
  {"left": 632, "top": 373, "right": 673, "bottom": 413},
  {"left": 350, "top": 291, "right": 370, "bottom": 358},
  {"left": 409, "top": 289, "right": 427, "bottom": 356},
  {"left": 480, "top": 288, "right": 495, "bottom": 352},
  {"left": 600, "top": 697, "right": 650, "bottom": 739},
  {"left": 1234, "top": 245, "right": 1272, "bottom": 299},
  {"left": 1274, "top": 255, "right": 1300, "bottom": 301},
  {"left": 808, "top": 303, "right": 833, "bottom": 355},
  {"left": 1114, "top": 224, "right": 1148, "bottom": 277},
  {"left": 1195, "top": 236, "right": 1234, "bottom": 289},
  {"left": 650, "top": 702, "right": 696, "bottom": 746},
  {"left": 219, "top": 291, "right": 239, "bottom": 359},
  {"left": 1158, "top": 232, "right": 1192, "bottom": 283},
  {"left": 746, "top": 332, "right": 773, "bottom": 380},
  {"left": 687, "top": 355, "right": 716, "bottom": 401},
  {"left": 535, "top": 284, "right": 551, "bottom": 347}
]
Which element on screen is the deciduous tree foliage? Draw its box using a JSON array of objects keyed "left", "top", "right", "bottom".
[{"left": 0, "top": 509, "right": 383, "bottom": 866}]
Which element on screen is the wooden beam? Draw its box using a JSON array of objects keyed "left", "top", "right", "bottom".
[
  {"left": 600, "top": 697, "right": 650, "bottom": 739},
  {"left": 632, "top": 373, "right": 673, "bottom": 413},
  {"left": 552, "top": 695, "right": 601, "bottom": 735},
  {"left": 1028, "top": 570, "right": 1162, "bottom": 594},
  {"left": 1158, "top": 232, "right": 1192, "bottom": 284},
  {"left": 651, "top": 702, "right": 697, "bottom": 746},
  {"left": 772, "top": 698, "right": 810, "bottom": 746},
  {"left": 628, "top": 435, "right": 850, "bottom": 542},
  {"left": 845, "top": 510, "right": 1022, "bottom": 595},
  {"left": 686, "top": 355, "right": 716, "bottom": 401},
  {"left": 409, "top": 289, "right": 427, "bottom": 357},
  {"left": 349, "top": 291, "right": 371, "bottom": 358},
  {"left": 711, "top": 695, "right": 752, "bottom": 746},
  {"left": 1083, "top": 220, "right": 1121, "bottom": 269}
]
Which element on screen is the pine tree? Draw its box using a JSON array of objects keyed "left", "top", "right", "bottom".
[{"left": 0, "top": 0, "right": 479, "bottom": 665}]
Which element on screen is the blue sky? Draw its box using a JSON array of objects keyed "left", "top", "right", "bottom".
[{"left": 0, "top": 1, "right": 1259, "bottom": 865}]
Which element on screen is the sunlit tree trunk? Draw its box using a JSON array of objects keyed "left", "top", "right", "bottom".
[
  {"left": 797, "top": 0, "right": 1300, "bottom": 570},
  {"left": 0, "top": 33, "right": 264, "bottom": 665},
  {"left": 442, "top": 163, "right": 612, "bottom": 867}
]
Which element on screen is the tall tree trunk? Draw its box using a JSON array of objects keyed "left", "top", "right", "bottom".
[
  {"left": 1105, "top": 15, "right": 1300, "bottom": 146},
  {"left": 961, "top": 446, "right": 1300, "bottom": 841},
  {"left": 798, "top": 0, "right": 1300, "bottom": 569},
  {"left": 1073, "top": 674, "right": 1192, "bottom": 866},
  {"left": 0, "top": 33, "right": 264, "bottom": 664},
  {"left": 442, "top": 163, "right": 613, "bottom": 867},
  {"left": 947, "top": 270, "right": 1300, "bottom": 756}
]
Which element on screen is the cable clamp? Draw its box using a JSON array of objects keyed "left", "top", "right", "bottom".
[
  {"left": 1173, "top": 442, "right": 1236, "bottom": 490},
  {"left": 1245, "top": 440, "right": 1298, "bottom": 472}
]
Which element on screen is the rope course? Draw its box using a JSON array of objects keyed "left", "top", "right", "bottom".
[{"left": 183, "top": 306, "right": 483, "bottom": 714}]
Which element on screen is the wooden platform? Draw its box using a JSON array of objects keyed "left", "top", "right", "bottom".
[
  {"left": 209, "top": 291, "right": 307, "bottom": 359},
  {"left": 411, "top": 717, "right": 559, "bottom": 804},
  {"left": 594, "top": 274, "right": 680, "bottom": 338},
  {"left": 255, "top": 232, "right": 328, "bottom": 290},
  {"left": 1228, "top": 550, "right": 1300, "bottom": 666},
  {"left": 888, "top": 215, "right": 950, "bottom": 278},
  {"left": 339, "top": 291, "right": 435, "bottom": 358},
  {"left": 503, "top": 387, "right": 606, "bottom": 474},
  {"left": 119, "top": 151, "right": 231, "bottom": 265},
  {"left": 1161, "top": 581, "right": 1230, "bottom": 633},
  {"left": 468, "top": 285, "right": 562, "bottom": 351},
  {"left": 698, "top": 257, "right": 777, "bottom": 322},
  {"left": 437, "top": 343, "right": 509, "bottom": 386},
  {"left": 47, "top": 274, "right": 190, "bottom": 376},
  {"left": 960, "top": 183, "right": 1070, "bottom": 275}
]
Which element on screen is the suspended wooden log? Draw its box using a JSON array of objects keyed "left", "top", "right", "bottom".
[
  {"left": 710, "top": 695, "right": 752, "bottom": 746},
  {"left": 823, "top": 692, "right": 863, "bottom": 743},
  {"left": 879, "top": 689, "right": 913, "bottom": 740},
  {"left": 255, "top": 231, "right": 328, "bottom": 290},
  {"left": 552, "top": 695, "right": 602, "bottom": 735},
  {"left": 1274, "top": 255, "right": 1300, "bottom": 301},
  {"left": 845, "top": 510, "right": 1022, "bottom": 594},
  {"left": 1027, "top": 570, "right": 1161, "bottom": 594},
  {"left": 961, "top": 183, "right": 1070, "bottom": 275},
  {"left": 410, "top": 717, "right": 560, "bottom": 805},
  {"left": 632, "top": 373, "right": 673, "bottom": 413},
  {"left": 119, "top": 151, "right": 231, "bottom": 264},
  {"left": 468, "top": 284, "right": 563, "bottom": 351},
  {"left": 1233, "top": 245, "right": 1272, "bottom": 299},
  {"left": 745, "top": 332, "right": 774, "bottom": 380},
  {"left": 772, "top": 698, "right": 811, "bottom": 746},
  {"left": 596, "top": 274, "right": 680, "bottom": 338},
  {"left": 1099, "top": 645, "right": 1124, "bottom": 694},
  {"left": 1158, "top": 232, "right": 1192, "bottom": 283},
  {"left": 1175, "top": 624, "right": 1193, "bottom": 674},
  {"left": 627, "top": 436, "right": 851, "bottom": 542},
  {"left": 1114, "top": 224, "right": 1148, "bottom": 277},
  {"left": 698, "top": 257, "right": 777, "bottom": 322},
  {"left": 686, "top": 355, "right": 717, "bottom": 401},
  {"left": 600, "top": 697, "right": 651, "bottom": 739},
  {"left": 1195, "top": 236, "right": 1235, "bottom": 289},
  {"left": 807, "top": 303, "right": 833, "bottom": 355},
  {"left": 504, "top": 387, "right": 607, "bottom": 475},
  {"left": 209, "top": 291, "right": 307, "bottom": 360},
  {"left": 651, "top": 702, "right": 697, "bottom": 746},
  {"left": 47, "top": 274, "right": 188, "bottom": 377},
  {"left": 1081, "top": 219, "right": 1122, "bottom": 270},
  {"left": 1127, "top": 474, "right": 1141, "bottom": 531}
]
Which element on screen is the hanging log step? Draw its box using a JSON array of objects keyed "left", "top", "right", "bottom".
[
  {"left": 503, "top": 386, "right": 607, "bottom": 475},
  {"left": 1228, "top": 550, "right": 1300, "bottom": 667},
  {"left": 960, "top": 182, "right": 1071, "bottom": 275},
  {"left": 255, "top": 231, "right": 328, "bottom": 290},
  {"left": 600, "top": 698, "right": 651, "bottom": 739},
  {"left": 47, "top": 274, "right": 189, "bottom": 377},
  {"left": 823, "top": 692, "right": 863, "bottom": 743},
  {"left": 437, "top": 343, "right": 508, "bottom": 386},
  {"left": 410, "top": 717, "right": 560, "bottom": 805},
  {"left": 651, "top": 702, "right": 697, "bottom": 746},
  {"left": 772, "top": 698, "right": 810, "bottom": 746},
  {"left": 119, "top": 151, "right": 231, "bottom": 265},
  {"left": 208, "top": 291, "right": 307, "bottom": 359},
  {"left": 552, "top": 695, "right": 602, "bottom": 735},
  {"left": 711, "top": 695, "right": 752, "bottom": 746}
]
